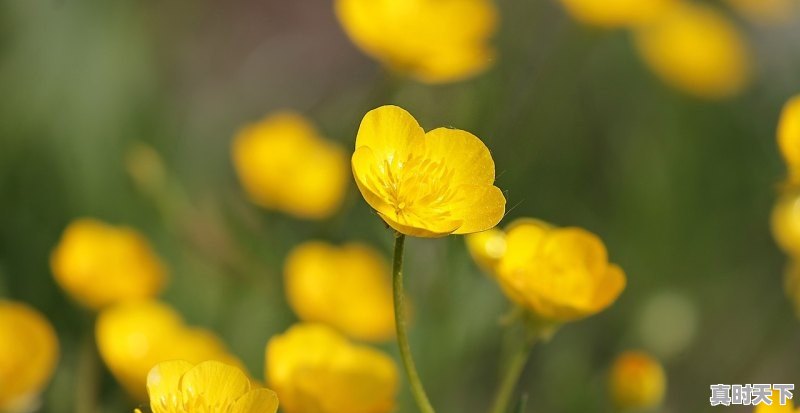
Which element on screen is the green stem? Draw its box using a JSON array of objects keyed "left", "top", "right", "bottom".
[
  {"left": 392, "top": 233, "right": 436, "bottom": 413},
  {"left": 76, "top": 321, "right": 98, "bottom": 413},
  {"left": 489, "top": 332, "right": 538, "bottom": 413}
]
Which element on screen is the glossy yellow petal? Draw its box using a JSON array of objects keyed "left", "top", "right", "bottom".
[
  {"left": 355, "top": 105, "right": 425, "bottom": 162},
  {"left": 180, "top": 361, "right": 251, "bottom": 407},
  {"left": 558, "top": 0, "right": 677, "bottom": 28},
  {"left": 0, "top": 301, "right": 59, "bottom": 411},
  {"left": 231, "top": 389, "right": 279, "bottom": 413},
  {"left": 634, "top": 3, "right": 750, "bottom": 99},
  {"left": 146, "top": 360, "right": 193, "bottom": 413},
  {"left": 424, "top": 128, "right": 495, "bottom": 186},
  {"left": 778, "top": 95, "right": 800, "bottom": 184},
  {"left": 609, "top": 351, "right": 666, "bottom": 410},
  {"left": 465, "top": 228, "right": 507, "bottom": 274},
  {"left": 450, "top": 185, "right": 506, "bottom": 234},
  {"left": 352, "top": 146, "right": 394, "bottom": 216}
]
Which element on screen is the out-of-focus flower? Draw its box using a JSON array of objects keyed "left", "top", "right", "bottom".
[
  {"left": 125, "top": 143, "right": 167, "bottom": 198},
  {"left": 634, "top": 2, "right": 751, "bottom": 99},
  {"left": 726, "top": 0, "right": 798, "bottom": 25},
  {"left": 50, "top": 218, "right": 167, "bottom": 310},
  {"left": 495, "top": 219, "right": 626, "bottom": 323},
  {"left": 772, "top": 190, "right": 800, "bottom": 257},
  {"left": 284, "top": 241, "right": 394, "bottom": 342},
  {"left": 466, "top": 228, "right": 507, "bottom": 275},
  {"left": 608, "top": 351, "right": 666, "bottom": 410},
  {"left": 351, "top": 105, "right": 505, "bottom": 237},
  {"left": 754, "top": 390, "right": 798, "bottom": 413},
  {"left": 265, "top": 323, "right": 398, "bottom": 413},
  {"left": 136, "top": 360, "right": 278, "bottom": 413},
  {"left": 232, "top": 112, "right": 348, "bottom": 220},
  {"left": 0, "top": 301, "right": 59, "bottom": 413},
  {"left": 96, "top": 300, "right": 244, "bottom": 401},
  {"left": 557, "top": 0, "right": 676, "bottom": 28},
  {"left": 778, "top": 95, "right": 800, "bottom": 185},
  {"left": 637, "top": 292, "right": 698, "bottom": 359},
  {"left": 335, "top": 0, "right": 498, "bottom": 83}
]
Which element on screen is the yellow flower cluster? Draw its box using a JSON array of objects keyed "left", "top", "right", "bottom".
[
  {"left": 335, "top": 0, "right": 498, "bottom": 84},
  {"left": 608, "top": 351, "right": 666, "bottom": 410},
  {"left": 0, "top": 300, "right": 59, "bottom": 413},
  {"left": 232, "top": 111, "right": 349, "bottom": 220},
  {"left": 468, "top": 219, "right": 626, "bottom": 324},
  {"left": 284, "top": 241, "right": 395, "bottom": 342},
  {"left": 50, "top": 218, "right": 167, "bottom": 310},
  {"left": 266, "top": 323, "right": 398, "bottom": 413},
  {"left": 557, "top": 0, "right": 751, "bottom": 99},
  {"left": 96, "top": 300, "right": 245, "bottom": 401}
]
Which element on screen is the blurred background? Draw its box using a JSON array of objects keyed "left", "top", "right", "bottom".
[{"left": 1, "top": 0, "right": 800, "bottom": 412}]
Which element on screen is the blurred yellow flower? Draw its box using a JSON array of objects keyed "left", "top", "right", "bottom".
[
  {"left": 772, "top": 190, "right": 800, "bottom": 257},
  {"left": 266, "top": 323, "right": 398, "bottom": 413},
  {"left": 50, "top": 218, "right": 167, "bottom": 310},
  {"left": 0, "top": 300, "right": 59, "bottom": 413},
  {"left": 335, "top": 0, "right": 498, "bottom": 83},
  {"left": 137, "top": 360, "right": 278, "bottom": 413},
  {"left": 557, "top": 0, "right": 676, "bottom": 28},
  {"left": 754, "top": 390, "right": 798, "bottom": 413},
  {"left": 352, "top": 105, "right": 505, "bottom": 237},
  {"left": 726, "top": 0, "right": 798, "bottom": 24},
  {"left": 232, "top": 111, "right": 348, "bottom": 220},
  {"left": 634, "top": 2, "right": 751, "bottom": 99},
  {"left": 495, "top": 219, "right": 626, "bottom": 323},
  {"left": 608, "top": 351, "right": 666, "bottom": 410},
  {"left": 284, "top": 241, "right": 395, "bottom": 342},
  {"left": 96, "top": 300, "right": 244, "bottom": 401},
  {"left": 465, "top": 228, "right": 507, "bottom": 275},
  {"left": 779, "top": 94, "right": 800, "bottom": 185}
]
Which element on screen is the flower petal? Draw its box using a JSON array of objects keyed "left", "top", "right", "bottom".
[
  {"left": 424, "top": 128, "right": 496, "bottom": 186},
  {"left": 146, "top": 360, "right": 193, "bottom": 412},
  {"left": 450, "top": 185, "right": 506, "bottom": 234},
  {"left": 179, "top": 360, "right": 250, "bottom": 407},
  {"left": 354, "top": 105, "right": 425, "bottom": 163},
  {"left": 232, "top": 388, "right": 279, "bottom": 413},
  {"left": 591, "top": 263, "right": 626, "bottom": 311},
  {"left": 351, "top": 146, "right": 393, "bottom": 216},
  {"left": 377, "top": 211, "right": 462, "bottom": 237}
]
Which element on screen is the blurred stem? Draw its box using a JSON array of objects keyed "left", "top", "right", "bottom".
[
  {"left": 392, "top": 233, "right": 436, "bottom": 413},
  {"left": 489, "top": 329, "right": 538, "bottom": 413},
  {"left": 76, "top": 320, "right": 98, "bottom": 413}
]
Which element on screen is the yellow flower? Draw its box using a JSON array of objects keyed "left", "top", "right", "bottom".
[
  {"left": 772, "top": 190, "right": 800, "bottom": 257},
  {"left": 266, "top": 323, "right": 398, "bottom": 413},
  {"left": 50, "top": 218, "right": 167, "bottom": 310},
  {"left": 779, "top": 94, "right": 800, "bottom": 185},
  {"left": 495, "top": 219, "right": 626, "bottom": 323},
  {"left": 726, "top": 0, "right": 798, "bottom": 25},
  {"left": 284, "top": 241, "right": 395, "bottom": 342},
  {"left": 335, "top": 0, "right": 498, "bottom": 83},
  {"left": 96, "top": 300, "right": 245, "bottom": 401},
  {"left": 351, "top": 105, "right": 506, "bottom": 237},
  {"left": 608, "top": 351, "right": 666, "bottom": 410},
  {"left": 138, "top": 360, "right": 278, "bottom": 413},
  {"left": 634, "top": 2, "right": 751, "bottom": 99},
  {"left": 232, "top": 111, "right": 348, "bottom": 220},
  {"left": 465, "top": 228, "right": 507, "bottom": 275},
  {"left": 0, "top": 300, "right": 59, "bottom": 412},
  {"left": 557, "top": 0, "right": 676, "bottom": 28},
  {"left": 754, "top": 390, "right": 798, "bottom": 413}
]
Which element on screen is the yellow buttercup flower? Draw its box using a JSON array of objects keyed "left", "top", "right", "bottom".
[
  {"left": 754, "top": 390, "right": 798, "bottom": 413},
  {"left": 465, "top": 228, "right": 507, "bottom": 275},
  {"left": 608, "top": 351, "right": 666, "bottom": 410},
  {"left": 726, "top": 0, "right": 798, "bottom": 24},
  {"left": 266, "top": 323, "right": 398, "bottom": 413},
  {"left": 335, "top": 0, "right": 498, "bottom": 83},
  {"left": 772, "top": 190, "right": 800, "bottom": 257},
  {"left": 557, "top": 0, "right": 676, "bottom": 28},
  {"left": 284, "top": 241, "right": 395, "bottom": 342},
  {"left": 137, "top": 360, "right": 278, "bottom": 413},
  {"left": 634, "top": 2, "right": 751, "bottom": 99},
  {"left": 351, "top": 105, "right": 506, "bottom": 238},
  {"left": 0, "top": 301, "right": 59, "bottom": 413},
  {"left": 495, "top": 219, "right": 626, "bottom": 323},
  {"left": 778, "top": 95, "right": 800, "bottom": 185},
  {"left": 97, "top": 300, "right": 244, "bottom": 401},
  {"left": 232, "top": 111, "right": 348, "bottom": 220},
  {"left": 50, "top": 218, "right": 167, "bottom": 310}
]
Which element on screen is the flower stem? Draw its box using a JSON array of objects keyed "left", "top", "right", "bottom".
[
  {"left": 392, "top": 233, "right": 436, "bottom": 413},
  {"left": 76, "top": 320, "right": 98, "bottom": 413},
  {"left": 489, "top": 331, "right": 538, "bottom": 413}
]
